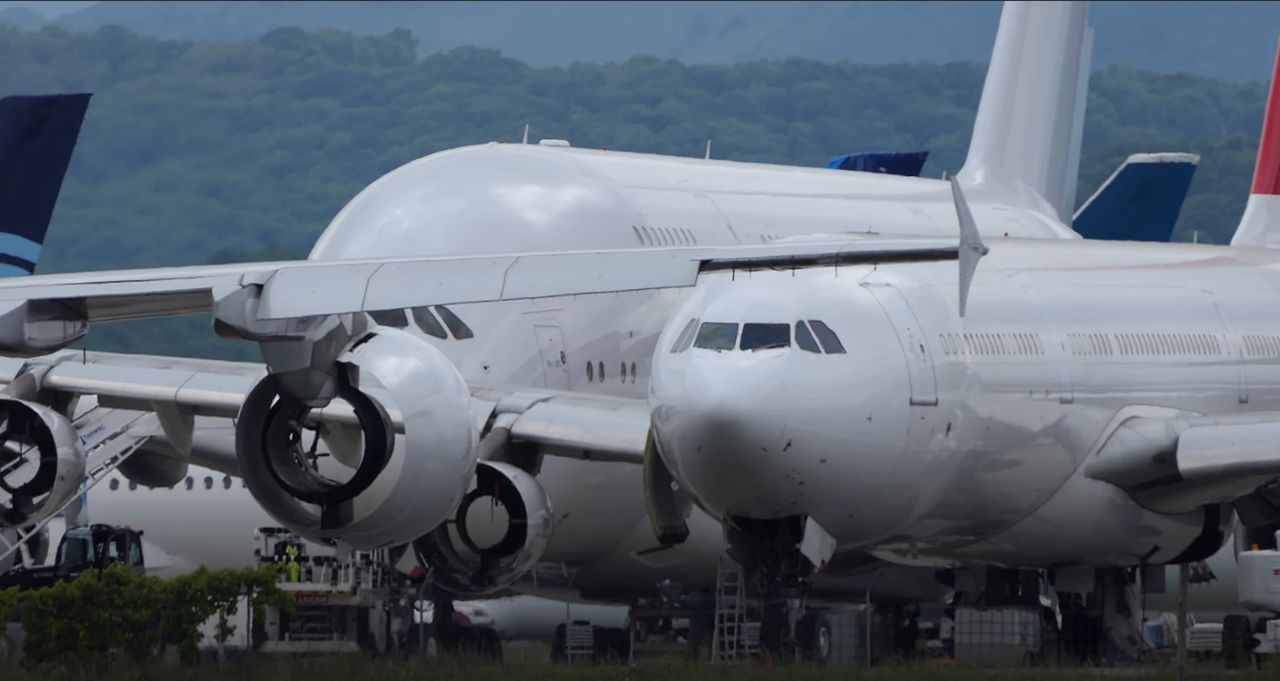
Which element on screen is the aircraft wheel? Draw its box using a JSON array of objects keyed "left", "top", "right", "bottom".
[{"left": 798, "top": 611, "right": 833, "bottom": 665}]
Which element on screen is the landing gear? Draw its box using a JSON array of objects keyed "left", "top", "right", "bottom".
[{"left": 725, "top": 516, "right": 825, "bottom": 663}]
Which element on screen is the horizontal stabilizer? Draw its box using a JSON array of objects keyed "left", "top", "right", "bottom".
[
  {"left": 1073, "top": 153, "right": 1199, "bottom": 242},
  {"left": 0, "top": 94, "right": 91, "bottom": 275}
]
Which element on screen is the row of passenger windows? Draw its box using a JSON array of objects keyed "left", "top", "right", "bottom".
[
  {"left": 1244, "top": 334, "right": 1280, "bottom": 358},
  {"left": 367, "top": 305, "right": 474, "bottom": 340},
  {"left": 940, "top": 332, "right": 1044, "bottom": 357},
  {"left": 669, "top": 320, "right": 845, "bottom": 354},
  {"left": 939, "top": 330, "right": 1227, "bottom": 359},
  {"left": 585, "top": 360, "right": 639, "bottom": 384},
  {"left": 107, "top": 475, "right": 243, "bottom": 492},
  {"left": 632, "top": 224, "right": 700, "bottom": 247}
]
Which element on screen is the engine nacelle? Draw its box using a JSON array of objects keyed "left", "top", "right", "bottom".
[
  {"left": 0, "top": 398, "right": 84, "bottom": 530},
  {"left": 236, "top": 327, "right": 478, "bottom": 549},
  {"left": 413, "top": 461, "right": 554, "bottom": 596}
]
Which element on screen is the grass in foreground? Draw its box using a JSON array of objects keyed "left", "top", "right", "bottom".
[{"left": 3, "top": 655, "right": 1278, "bottom": 681}]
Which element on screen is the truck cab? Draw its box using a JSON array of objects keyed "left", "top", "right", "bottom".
[{"left": 0, "top": 523, "right": 144, "bottom": 590}]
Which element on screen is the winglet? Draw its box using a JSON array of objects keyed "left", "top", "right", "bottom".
[
  {"left": 950, "top": 177, "right": 989, "bottom": 317},
  {"left": 1230, "top": 38, "right": 1280, "bottom": 248}
]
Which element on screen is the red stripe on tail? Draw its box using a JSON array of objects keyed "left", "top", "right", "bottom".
[{"left": 1253, "top": 39, "right": 1280, "bottom": 195}]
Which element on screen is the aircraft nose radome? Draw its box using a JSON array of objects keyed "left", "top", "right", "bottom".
[{"left": 651, "top": 356, "right": 796, "bottom": 519}]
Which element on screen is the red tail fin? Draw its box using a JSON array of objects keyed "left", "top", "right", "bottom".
[{"left": 1231, "top": 38, "right": 1280, "bottom": 246}]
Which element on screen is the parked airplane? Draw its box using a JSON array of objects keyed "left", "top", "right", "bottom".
[
  {"left": 0, "top": 1, "right": 1217, "bottom": 656},
  {"left": 648, "top": 31, "right": 1280, "bottom": 637}
]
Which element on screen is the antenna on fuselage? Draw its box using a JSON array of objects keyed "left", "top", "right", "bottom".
[
  {"left": 704, "top": 139, "right": 712, "bottom": 160},
  {"left": 522, "top": 123, "right": 530, "bottom": 145},
  {"left": 949, "top": 177, "right": 989, "bottom": 318}
]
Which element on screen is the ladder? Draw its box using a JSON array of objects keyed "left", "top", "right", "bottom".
[
  {"left": 711, "top": 557, "right": 750, "bottom": 662},
  {"left": 0, "top": 409, "right": 157, "bottom": 567}
]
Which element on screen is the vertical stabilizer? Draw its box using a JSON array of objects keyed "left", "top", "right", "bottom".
[
  {"left": 957, "top": 1, "right": 1089, "bottom": 224},
  {"left": 0, "top": 93, "right": 91, "bottom": 275},
  {"left": 1230, "top": 40, "right": 1280, "bottom": 248}
]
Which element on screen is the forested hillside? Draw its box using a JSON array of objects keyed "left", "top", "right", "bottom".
[
  {"left": 0, "top": 26, "right": 1267, "bottom": 358},
  {"left": 5, "top": 2, "right": 1279, "bottom": 82}
]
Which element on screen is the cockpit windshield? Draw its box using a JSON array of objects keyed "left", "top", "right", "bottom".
[
  {"left": 740, "top": 323, "right": 790, "bottom": 351},
  {"left": 694, "top": 322, "right": 738, "bottom": 351},
  {"left": 808, "top": 320, "right": 846, "bottom": 354}
]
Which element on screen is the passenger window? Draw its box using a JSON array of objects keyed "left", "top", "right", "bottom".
[
  {"left": 411, "top": 307, "right": 448, "bottom": 339},
  {"left": 694, "top": 322, "right": 738, "bottom": 351},
  {"left": 670, "top": 318, "right": 699, "bottom": 353},
  {"left": 434, "top": 306, "right": 474, "bottom": 340},
  {"left": 630, "top": 362, "right": 637, "bottom": 383},
  {"left": 223, "top": 476, "right": 232, "bottom": 490},
  {"left": 586, "top": 361, "right": 594, "bottom": 382},
  {"left": 740, "top": 323, "right": 790, "bottom": 351},
  {"left": 185, "top": 476, "right": 193, "bottom": 491},
  {"left": 808, "top": 321, "right": 846, "bottom": 354},
  {"left": 368, "top": 309, "right": 408, "bottom": 328},
  {"left": 204, "top": 476, "right": 213, "bottom": 490},
  {"left": 129, "top": 481, "right": 137, "bottom": 491},
  {"left": 598, "top": 361, "right": 605, "bottom": 381},
  {"left": 109, "top": 478, "right": 119, "bottom": 491},
  {"left": 621, "top": 362, "right": 627, "bottom": 382}
]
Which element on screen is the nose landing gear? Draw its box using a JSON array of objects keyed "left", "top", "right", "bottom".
[{"left": 724, "top": 516, "right": 829, "bottom": 663}]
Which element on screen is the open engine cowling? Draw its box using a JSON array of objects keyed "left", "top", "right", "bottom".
[
  {"left": 413, "top": 461, "right": 553, "bottom": 596},
  {"left": 235, "top": 327, "right": 478, "bottom": 549},
  {"left": 0, "top": 398, "right": 84, "bottom": 530}
]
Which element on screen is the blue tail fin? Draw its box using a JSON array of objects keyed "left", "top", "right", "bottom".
[
  {"left": 0, "top": 93, "right": 91, "bottom": 275},
  {"left": 1072, "top": 153, "right": 1199, "bottom": 242}
]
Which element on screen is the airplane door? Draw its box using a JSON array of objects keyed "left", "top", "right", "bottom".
[
  {"left": 866, "top": 284, "right": 938, "bottom": 406},
  {"left": 533, "top": 325, "right": 571, "bottom": 389}
]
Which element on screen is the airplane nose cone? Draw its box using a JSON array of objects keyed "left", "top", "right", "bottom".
[{"left": 651, "top": 351, "right": 798, "bottom": 518}]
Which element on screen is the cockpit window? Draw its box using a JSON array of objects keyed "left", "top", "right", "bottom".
[
  {"left": 670, "top": 318, "right": 699, "bottom": 353},
  {"left": 411, "top": 307, "right": 448, "bottom": 339},
  {"left": 694, "top": 322, "right": 738, "bottom": 351},
  {"left": 434, "top": 305, "right": 474, "bottom": 340},
  {"left": 368, "top": 309, "right": 409, "bottom": 328},
  {"left": 808, "top": 320, "right": 846, "bottom": 354},
  {"left": 740, "top": 323, "right": 790, "bottom": 351},
  {"left": 795, "top": 322, "right": 821, "bottom": 353}
]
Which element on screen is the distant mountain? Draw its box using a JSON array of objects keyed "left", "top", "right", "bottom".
[{"left": 0, "top": 1, "right": 1276, "bottom": 82}]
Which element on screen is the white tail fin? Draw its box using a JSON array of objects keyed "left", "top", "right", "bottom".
[
  {"left": 1230, "top": 39, "right": 1280, "bottom": 248},
  {"left": 957, "top": 1, "right": 1090, "bottom": 224}
]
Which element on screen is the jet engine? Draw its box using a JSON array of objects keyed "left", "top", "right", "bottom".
[
  {"left": 412, "top": 461, "right": 554, "bottom": 596},
  {"left": 0, "top": 398, "right": 84, "bottom": 530},
  {"left": 236, "top": 327, "right": 478, "bottom": 549}
]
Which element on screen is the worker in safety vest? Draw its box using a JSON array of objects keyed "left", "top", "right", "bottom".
[{"left": 284, "top": 543, "right": 301, "bottom": 583}]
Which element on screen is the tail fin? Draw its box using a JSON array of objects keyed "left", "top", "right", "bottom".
[
  {"left": 1230, "top": 40, "right": 1280, "bottom": 248},
  {"left": 957, "top": 1, "right": 1090, "bottom": 224},
  {"left": 1073, "top": 153, "right": 1199, "bottom": 242},
  {"left": 0, "top": 93, "right": 91, "bottom": 275}
]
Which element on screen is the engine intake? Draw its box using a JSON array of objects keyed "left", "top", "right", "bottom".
[
  {"left": 0, "top": 398, "right": 84, "bottom": 529},
  {"left": 413, "top": 461, "right": 553, "bottom": 596},
  {"left": 236, "top": 327, "right": 478, "bottom": 549}
]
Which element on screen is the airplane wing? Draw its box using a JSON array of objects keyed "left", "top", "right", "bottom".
[{"left": 0, "top": 236, "right": 962, "bottom": 356}]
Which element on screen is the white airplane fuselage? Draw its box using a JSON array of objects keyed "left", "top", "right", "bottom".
[{"left": 652, "top": 237, "right": 1280, "bottom": 567}]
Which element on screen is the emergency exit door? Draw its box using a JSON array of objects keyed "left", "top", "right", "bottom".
[
  {"left": 533, "top": 325, "right": 571, "bottom": 389},
  {"left": 866, "top": 284, "right": 938, "bottom": 406}
]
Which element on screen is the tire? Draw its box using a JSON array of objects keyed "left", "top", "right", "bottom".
[
  {"left": 797, "top": 612, "right": 833, "bottom": 665},
  {"left": 1223, "top": 614, "right": 1252, "bottom": 670},
  {"left": 551, "top": 623, "right": 567, "bottom": 664}
]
